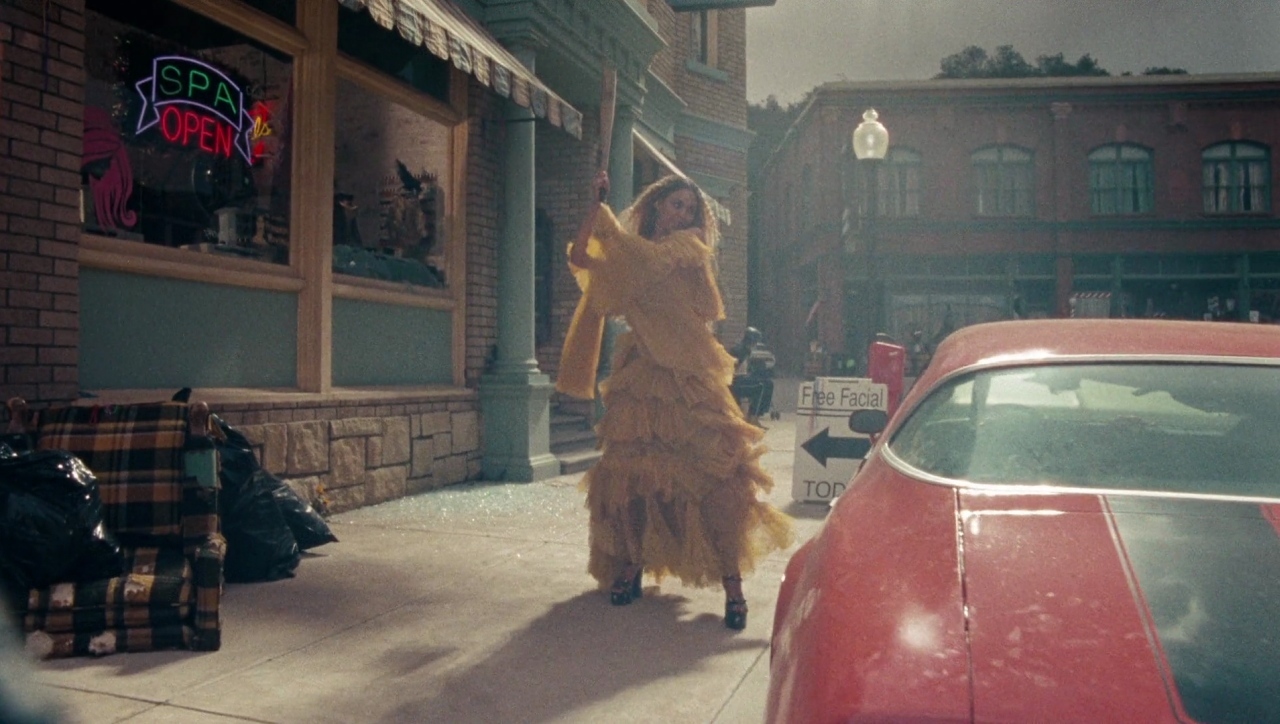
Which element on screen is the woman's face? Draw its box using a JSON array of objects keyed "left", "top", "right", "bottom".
[{"left": 652, "top": 188, "right": 699, "bottom": 237}]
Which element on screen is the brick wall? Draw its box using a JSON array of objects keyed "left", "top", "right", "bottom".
[
  {"left": 759, "top": 81, "right": 1280, "bottom": 369},
  {"left": 534, "top": 112, "right": 599, "bottom": 383},
  {"left": 677, "top": 9, "right": 747, "bottom": 128},
  {"left": 644, "top": 0, "right": 680, "bottom": 88},
  {"left": 1, "top": 0, "right": 85, "bottom": 409},
  {"left": 464, "top": 78, "right": 502, "bottom": 388}
]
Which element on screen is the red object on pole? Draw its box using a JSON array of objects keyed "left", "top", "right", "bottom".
[{"left": 867, "top": 340, "right": 906, "bottom": 417}]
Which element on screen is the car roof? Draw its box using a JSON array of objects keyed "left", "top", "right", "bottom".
[{"left": 928, "top": 319, "right": 1280, "bottom": 375}]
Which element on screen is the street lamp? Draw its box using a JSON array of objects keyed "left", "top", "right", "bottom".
[{"left": 852, "top": 108, "right": 889, "bottom": 367}]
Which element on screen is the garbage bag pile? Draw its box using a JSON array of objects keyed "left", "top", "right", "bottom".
[
  {"left": 214, "top": 417, "right": 338, "bottom": 582},
  {"left": 0, "top": 443, "right": 124, "bottom": 607},
  {"left": 0, "top": 408, "right": 339, "bottom": 598}
]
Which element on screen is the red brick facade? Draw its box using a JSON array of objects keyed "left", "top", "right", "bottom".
[
  {"left": 464, "top": 79, "right": 502, "bottom": 388},
  {"left": 759, "top": 77, "right": 1280, "bottom": 375},
  {"left": 1, "top": 0, "right": 85, "bottom": 407}
]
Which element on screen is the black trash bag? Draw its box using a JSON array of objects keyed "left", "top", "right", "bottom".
[
  {"left": 213, "top": 417, "right": 340, "bottom": 582},
  {"left": 272, "top": 477, "right": 339, "bottom": 551},
  {"left": 213, "top": 422, "right": 300, "bottom": 582},
  {"left": 223, "top": 468, "right": 300, "bottom": 583},
  {"left": 214, "top": 417, "right": 336, "bottom": 552},
  {"left": 0, "top": 444, "right": 124, "bottom": 596}
]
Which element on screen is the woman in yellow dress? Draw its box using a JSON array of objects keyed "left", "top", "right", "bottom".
[{"left": 557, "top": 171, "right": 793, "bottom": 630}]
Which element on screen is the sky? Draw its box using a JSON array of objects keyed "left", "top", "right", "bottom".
[{"left": 746, "top": 0, "right": 1280, "bottom": 104}]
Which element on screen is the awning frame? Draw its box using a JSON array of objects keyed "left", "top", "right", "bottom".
[{"left": 337, "top": 0, "right": 583, "bottom": 138}]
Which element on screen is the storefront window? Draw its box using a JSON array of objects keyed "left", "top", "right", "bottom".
[
  {"left": 333, "top": 78, "right": 452, "bottom": 289},
  {"left": 337, "top": 5, "right": 450, "bottom": 104},
  {"left": 83, "top": 0, "right": 293, "bottom": 264},
  {"left": 243, "top": 0, "right": 296, "bottom": 25}
]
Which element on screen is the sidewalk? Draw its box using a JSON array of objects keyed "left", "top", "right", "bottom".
[{"left": 24, "top": 386, "right": 830, "bottom": 724}]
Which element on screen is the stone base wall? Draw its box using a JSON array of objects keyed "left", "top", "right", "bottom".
[{"left": 210, "top": 394, "right": 481, "bottom": 514}]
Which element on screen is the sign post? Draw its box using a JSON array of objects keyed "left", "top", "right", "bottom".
[{"left": 792, "top": 377, "right": 888, "bottom": 503}]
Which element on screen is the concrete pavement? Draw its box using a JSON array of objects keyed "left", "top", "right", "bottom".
[{"left": 23, "top": 380, "right": 829, "bottom": 724}]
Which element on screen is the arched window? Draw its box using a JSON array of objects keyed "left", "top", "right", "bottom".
[
  {"left": 972, "top": 145, "right": 1034, "bottom": 217},
  {"left": 1203, "top": 142, "right": 1270, "bottom": 213},
  {"left": 880, "top": 147, "right": 922, "bottom": 217},
  {"left": 1089, "top": 144, "right": 1153, "bottom": 215}
]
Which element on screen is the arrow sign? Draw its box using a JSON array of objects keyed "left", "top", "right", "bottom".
[{"left": 802, "top": 428, "right": 871, "bottom": 467}]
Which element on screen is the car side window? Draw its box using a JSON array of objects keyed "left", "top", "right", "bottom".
[{"left": 888, "top": 363, "right": 1280, "bottom": 498}]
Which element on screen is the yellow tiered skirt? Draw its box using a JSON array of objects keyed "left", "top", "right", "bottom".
[{"left": 583, "top": 332, "right": 794, "bottom": 589}]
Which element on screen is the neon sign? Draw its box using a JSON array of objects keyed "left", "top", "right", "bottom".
[{"left": 134, "top": 55, "right": 269, "bottom": 164}]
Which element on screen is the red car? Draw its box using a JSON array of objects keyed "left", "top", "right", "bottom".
[{"left": 768, "top": 319, "right": 1280, "bottom": 724}]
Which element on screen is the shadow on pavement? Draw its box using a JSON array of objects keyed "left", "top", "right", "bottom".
[{"left": 381, "top": 591, "right": 765, "bottom": 724}]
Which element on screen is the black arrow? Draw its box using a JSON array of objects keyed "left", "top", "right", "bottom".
[{"left": 802, "top": 428, "right": 871, "bottom": 467}]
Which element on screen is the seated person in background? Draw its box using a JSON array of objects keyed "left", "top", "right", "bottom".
[{"left": 729, "top": 327, "right": 777, "bottom": 423}]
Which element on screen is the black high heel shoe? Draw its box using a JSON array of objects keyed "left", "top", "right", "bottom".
[
  {"left": 724, "top": 598, "right": 748, "bottom": 630},
  {"left": 723, "top": 574, "right": 747, "bottom": 630},
  {"left": 610, "top": 567, "right": 642, "bottom": 606}
]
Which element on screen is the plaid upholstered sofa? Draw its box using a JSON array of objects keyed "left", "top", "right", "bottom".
[{"left": 6, "top": 398, "right": 224, "bottom": 657}]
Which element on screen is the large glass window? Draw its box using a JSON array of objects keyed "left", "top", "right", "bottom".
[
  {"left": 1090, "top": 144, "right": 1153, "bottom": 215},
  {"left": 876, "top": 147, "right": 922, "bottom": 217},
  {"left": 337, "top": 5, "right": 450, "bottom": 103},
  {"left": 332, "top": 77, "right": 453, "bottom": 289},
  {"left": 83, "top": 0, "right": 293, "bottom": 264},
  {"left": 1203, "top": 141, "right": 1270, "bottom": 214},
  {"left": 972, "top": 145, "right": 1034, "bottom": 217}
]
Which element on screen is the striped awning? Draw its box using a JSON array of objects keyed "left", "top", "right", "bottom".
[{"left": 337, "top": 0, "right": 583, "bottom": 138}]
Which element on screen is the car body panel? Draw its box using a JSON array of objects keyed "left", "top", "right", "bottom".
[
  {"left": 767, "top": 455, "right": 970, "bottom": 724},
  {"left": 767, "top": 320, "right": 1280, "bottom": 723},
  {"left": 959, "top": 491, "right": 1186, "bottom": 722}
]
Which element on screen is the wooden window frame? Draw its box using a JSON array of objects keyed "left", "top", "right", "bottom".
[
  {"left": 690, "top": 10, "right": 718, "bottom": 67},
  {"left": 1089, "top": 143, "right": 1154, "bottom": 216},
  {"left": 1202, "top": 141, "right": 1271, "bottom": 215},
  {"left": 78, "top": 0, "right": 471, "bottom": 393},
  {"left": 972, "top": 145, "right": 1035, "bottom": 218}
]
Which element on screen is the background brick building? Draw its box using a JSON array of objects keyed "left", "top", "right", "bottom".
[{"left": 757, "top": 75, "right": 1280, "bottom": 376}]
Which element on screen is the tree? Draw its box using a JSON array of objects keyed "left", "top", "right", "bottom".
[
  {"left": 747, "top": 93, "right": 809, "bottom": 184},
  {"left": 938, "top": 45, "right": 994, "bottom": 79},
  {"left": 1142, "top": 66, "right": 1189, "bottom": 75},
  {"left": 936, "top": 45, "right": 1111, "bottom": 79}
]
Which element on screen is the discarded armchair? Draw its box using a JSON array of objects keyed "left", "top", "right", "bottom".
[{"left": 6, "top": 398, "right": 224, "bottom": 657}]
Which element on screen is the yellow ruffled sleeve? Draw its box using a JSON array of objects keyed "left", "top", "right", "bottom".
[{"left": 556, "top": 204, "right": 716, "bottom": 399}]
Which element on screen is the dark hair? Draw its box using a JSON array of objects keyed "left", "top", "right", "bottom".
[{"left": 629, "top": 175, "right": 719, "bottom": 247}]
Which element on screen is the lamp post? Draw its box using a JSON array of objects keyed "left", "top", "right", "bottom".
[{"left": 852, "top": 108, "right": 889, "bottom": 366}]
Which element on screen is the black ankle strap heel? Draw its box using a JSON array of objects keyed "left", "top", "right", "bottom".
[
  {"left": 723, "top": 574, "right": 747, "bottom": 630},
  {"left": 610, "top": 568, "right": 642, "bottom": 606}
]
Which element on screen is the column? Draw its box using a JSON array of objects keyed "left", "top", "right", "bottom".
[
  {"left": 479, "top": 46, "right": 559, "bottom": 482},
  {"left": 295, "top": 0, "right": 337, "bottom": 392},
  {"left": 594, "top": 105, "right": 638, "bottom": 418}
]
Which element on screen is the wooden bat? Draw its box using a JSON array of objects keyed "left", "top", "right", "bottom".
[{"left": 596, "top": 65, "right": 617, "bottom": 201}]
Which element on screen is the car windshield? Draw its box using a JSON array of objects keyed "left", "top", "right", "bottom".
[{"left": 888, "top": 362, "right": 1280, "bottom": 498}]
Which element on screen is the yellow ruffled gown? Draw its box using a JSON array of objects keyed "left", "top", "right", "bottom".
[{"left": 558, "top": 204, "right": 794, "bottom": 589}]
